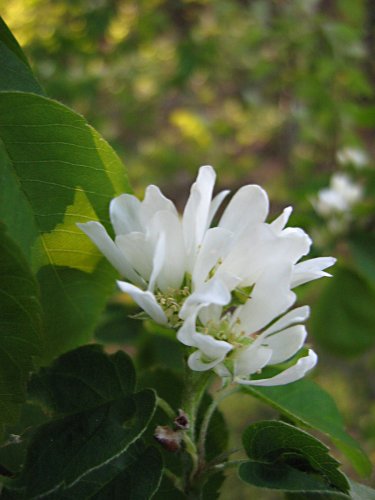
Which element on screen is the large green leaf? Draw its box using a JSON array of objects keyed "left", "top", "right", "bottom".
[
  {"left": 0, "top": 226, "right": 43, "bottom": 434},
  {"left": 51, "top": 442, "right": 162, "bottom": 500},
  {"left": 243, "top": 379, "right": 371, "bottom": 476},
  {"left": 239, "top": 420, "right": 350, "bottom": 494},
  {"left": 28, "top": 343, "right": 136, "bottom": 412},
  {"left": 0, "top": 91, "right": 130, "bottom": 360},
  {"left": 0, "top": 18, "right": 43, "bottom": 94},
  {"left": 311, "top": 266, "right": 375, "bottom": 356},
  {"left": 4, "top": 345, "right": 158, "bottom": 499}
]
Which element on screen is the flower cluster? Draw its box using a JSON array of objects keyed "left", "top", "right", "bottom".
[
  {"left": 314, "top": 173, "right": 362, "bottom": 217},
  {"left": 336, "top": 147, "right": 369, "bottom": 170},
  {"left": 78, "top": 166, "right": 335, "bottom": 386},
  {"left": 313, "top": 173, "right": 362, "bottom": 235}
]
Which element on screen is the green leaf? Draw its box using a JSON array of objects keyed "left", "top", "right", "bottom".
[
  {"left": 0, "top": 91, "right": 130, "bottom": 360},
  {"left": 36, "top": 263, "right": 117, "bottom": 361},
  {"left": 138, "top": 327, "right": 185, "bottom": 373},
  {"left": 28, "top": 344, "right": 136, "bottom": 412},
  {"left": 0, "top": 18, "right": 43, "bottom": 94},
  {"left": 138, "top": 367, "right": 184, "bottom": 411},
  {"left": 152, "top": 476, "right": 186, "bottom": 500},
  {"left": 243, "top": 379, "right": 371, "bottom": 477},
  {"left": 5, "top": 345, "right": 157, "bottom": 499},
  {"left": 348, "top": 480, "right": 375, "bottom": 500},
  {"left": 44, "top": 442, "right": 163, "bottom": 500},
  {"left": 0, "top": 403, "right": 49, "bottom": 476},
  {"left": 197, "top": 393, "right": 228, "bottom": 463},
  {"left": 286, "top": 480, "right": 375, "bottom": 499},
  {"left": 201, "top": 472, "right": 226, "bottom": 500},
  {"left": 94, "top": 300, "right": 143, "bottom": 345},
  {"left": 239, "top": 420, "right": 350, "bottom": 494},
  {"left": 350, "top": 233, "right": 375, "bottom": 290},
  {"left": 311, "top": 266, "right": 375, "bottom": 356},
  {"left": 138, "top": 367, "right": 185, "bottom": 480},
  {"left": 286, "top": 492, "right": 349, "bottom": 499},
  {"left": 0, "top": 226, "right": 43, "bottom": 434}
]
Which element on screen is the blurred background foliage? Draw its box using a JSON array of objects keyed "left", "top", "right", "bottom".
[{"left": 3, "top": 0, "right": 375, "bottom": 497}]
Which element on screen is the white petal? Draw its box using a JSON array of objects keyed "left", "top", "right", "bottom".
[
  {"left": 291, "top": 257, "right": 336, "bottom": 288},
  {"left": 193, "top": 332, "right": 233, "bottom": 359},
  {"left": 180, "top": 314, "right": 233, "bottom": 372},
  {"left": 218, "top": 224, "right": 270, "bottom": 285},
  {"left": 198, "top": 304, "right": 223, "bottom": 325},
  {"left": 219, "top": 223, "right": 303, "bottom": 286},
  {"left": 116, "top": 233, "right": 153, "bottom": 282},
  {"left": 234, "top": 345, "right": 272, "bottom": 378},
  {"left": 149, "top": 210, "right": 186, "bottom": 292},
  {"left": 215, "top": 270, "right": 243, "bottom": 291},
  {"left": 234, "top": 263, "right": 296, "bottom": 334},
  {"left": 188, "top": 335, "right": 233, "bottom": 372},
  {"left": 110, "top": 194, "right": 142, "bottom": 234},
  {"left": 214, "top": 362, "right": 231, "bottom": 378},
  {"left": 218, "top": 185, "right": 269, "bottom": 236},
  {"left": 262, "top": 306, "right": 310, "bottom": 336},
  {"left": 192, "top": 227, "right": 233, "bottom": 289},
  {"left": 208, "top": 189, "right": 230, "bottom": 226},
  {"left": 117, "top": 280, "right": 167, "bottom": 324},
  {"left": 140, "top": 185, "right": 177, "bottom": 225},
  {"left": 270, "top": 206, "right": 293, "bottom": 233},
  {"left": 177, "top": 309, "right": 200, "bottom": 346},
  {"left": 277, "top": 227, "right": 312, "bottom": 263},
  {"left": 261, "top": 325, "right": 307, "bottom": 364},
  {"left": 148, "top": 233, "right": 166, "bottom": 292},
  {"left": 77, "top": 221, "right": 144, "bottom": 287},
  {"left": 188, "top": 351, "right": 224, "bottom": 371},
  {"left": 179, "top": 277, "right": 231, "bottom": 320},
  {"left": 182, "top": 166, "right": 216, "bottom": 270},
  {"left": 236, "top": 349, "right": 317, "bottom": 386}
]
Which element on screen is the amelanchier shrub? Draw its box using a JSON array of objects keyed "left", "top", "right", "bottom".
[{"left": 0, "top": 17, "right": 373, "bottom": 500}]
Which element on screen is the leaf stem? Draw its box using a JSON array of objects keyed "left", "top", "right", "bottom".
[
  {"left": 164, "top": 468, "right": 184, "bottom": 492},
  {"left": 156, "top": 396, "right": 176, "bottom": 419},
  {"left": 212, "top": 458, "right": 248, "bottom": 471},
  {"left": 205, "top": 447, "right": 243, "bottom": 468}
]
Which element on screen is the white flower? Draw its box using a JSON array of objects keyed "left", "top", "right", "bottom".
[
  {"left": 336, "top": 147, "right": 368, "bottom": 169},
  {"left": 176, "top": 219, "right": 330, "bottom": 385},
  {"left": 314, "top": 173, "right": 362, "bottom": 218},
  {"left": 78, "top": 166, "right": 231, "bottom": 325},
  {"left": 78, "top": 165, "right": 335, "bottom": 386}
]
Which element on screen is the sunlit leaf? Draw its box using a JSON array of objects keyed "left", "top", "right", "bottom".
[
  {"left": 0, "top": 17, "right": 43, "bottom": 94},
  {"left": 0, "top": 91, "right": 130, "bottom": 360}
]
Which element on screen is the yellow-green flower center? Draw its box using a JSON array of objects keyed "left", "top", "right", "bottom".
[{"left": 155, "top": 285, "right": 190, "bottom": 327}]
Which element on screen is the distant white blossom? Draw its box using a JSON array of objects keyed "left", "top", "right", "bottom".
[
  {"left": 78, "top": 165, "right": 335, "bottom": 386},
  {"left": 314, "top": 173, "right": 362, "bottom": 218},
  {"left": 336, "top": 147, "right": 368, "bottom": 169}
]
